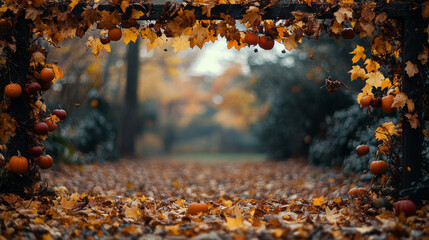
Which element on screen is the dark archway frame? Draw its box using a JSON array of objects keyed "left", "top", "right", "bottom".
[{"left": 2, "top": 1, "right": 426, "bottom": 199}]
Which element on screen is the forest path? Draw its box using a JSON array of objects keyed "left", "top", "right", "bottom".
[{"left": 0, "top": 159, "right": 427, "bottom": 239}]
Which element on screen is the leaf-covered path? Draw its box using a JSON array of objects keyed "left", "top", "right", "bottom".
[{"left": 1, "top": 159, "right": 428, "bottom": 239}]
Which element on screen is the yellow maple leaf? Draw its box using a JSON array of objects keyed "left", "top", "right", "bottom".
[
  {"left": 123, "top": 28, "right": 138, "bottom": 45},
  {"left": 170, "top": 35, "right": 190, "bottom": 53},
  {"left": 224, "top": 214, "right": 243, "bottom": 230},
  {"left": 405, "top": 113, "right": 419, "bottom": 129},
  {"left": 86, "top": 36, "right": 110, "bottom": 57},
  {"left": 375, "top": 122, "right": 398, "bottom": 141},
  {"left": 47, "top": 64, "right": 64, "bottom": 83},
  {"left": 348, "top": 65, "right": 366, "bottom": 81},
  {"left": 190, "top": 23, "right": 209, "bottom": 49},
  {"left": 391, "top": 92, "right": 407, "bottom": 108},
  {"left": 380, "top": 78, "right": 392, "bottom": 90},
  {"left": 365, "top": 71, "right": 384, "bottom": 88},
  {"left": 165, "top": 225, "right": 181, "bottom": 235},
  {"left": 364, "top": 59, "right": 380, "bottom": 72},
  {"left": 120, "top": 0, "right": 129, "bottom": 13},
  {"left": 146, "top": 35, "right": 166, "bottom": 52},
  {"left": 69, "top": 0, "right": 79, "bottom": 11},
  {"left": 312, "top": 196, "right": 325, "bottom": 206},
  {"left": 131, "top": 9, "right": 144, "bottom": 19},
  {"left": 405, "top": 61, "right": 419, "bottom": 77},
  {"left": 350, "top": 45, "right": 366, "bottom": 63}
]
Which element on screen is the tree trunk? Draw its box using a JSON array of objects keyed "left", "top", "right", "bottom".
[{"left": 120, "top": 39, "right": 140, "bottom": 157}]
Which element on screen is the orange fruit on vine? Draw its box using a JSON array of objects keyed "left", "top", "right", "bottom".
[
  {"left": 381, "top": 95, "right": 396, "bottom": 113},
  {"left": 360, "top": 95, "right": 373, "bottom": 107},
  {"left": 9, "top": 155, "right": 28, "bottom": 174},
  {"left": 259, "top": 36, "right": 275, "bottom": 50},
  {"left": 348, "top": 187, "right": 367, "bottom": 197},
  {"left": 38, "top": 155, "right": 53, "bottom": 169},
  {"left": 187, "top": 202, "right": 209, "bottom": 215},
  {"left": 44, "top": 118, "right": 57, "bottom": 132},
  {"left": 40, "top": 68, "right": 55, "bottom": 82},
  {"left": 108, "top": 28, "right": 122, "bottom": 41},
  {"left": 356, "top": 144, "right": 370, "bottom": 156},
  {"left": 370, "top": 160, "right": 389, "bottom": 175},
  {"left": 5, "top": 83, "right": 22, "bottom": 98},
  {"left": 244, "top": 32, "right": 259, "bottom": 46}
]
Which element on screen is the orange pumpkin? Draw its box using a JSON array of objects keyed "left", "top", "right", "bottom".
[
  {"left": 244, "top": 32, "right": 259, "bottom": 46},
  {"left": 359, "top": 95, "right": 373, "bottom": 108},
  {"left": 5, "top": 83, "right": 22, "bottom": 98},
  {"left": 9, "top": 155, "right": 28, "bottom": 174},
  {"left": 40, "top": 68, "right": 55, "bottom": 82},
  {"left": 259, "top": 36, "right": 275, "bottom": 50},
  {"left": 381, "top": 95, "right": 396, "bottom": 113},
  {"left": 348, "top": 187, "right": 367, "bottom": 197},
  {"left": 370, "top": 160, "right": 389, "bottom": 175},
  {"left": 108, "top": 28, "right": 122, "bottom": 41},
  {"left": 187, "top": 202, "right": 209, "bottom": 215},
  {"left": 44, "top": 118, "right": 57, "bottom": 132},
  {"left": 38, "top": 155, "right": 53, "bottom": 169}
]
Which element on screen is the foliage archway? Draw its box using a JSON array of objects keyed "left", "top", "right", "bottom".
[{"left": 0, "top": 0, "right": 427, "bottom": 200}]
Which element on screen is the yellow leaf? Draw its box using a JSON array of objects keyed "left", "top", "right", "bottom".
[
  {"left": 350, "top": 45, "right": 366, "bottom": 63},
  {"left": 348, "top": 65, "right": 366, "bottom": 81},
  {"left": 32, "top": 52, "right": 45, "bottom": 64},
  {"left": 131, "top": 9, "right": 144, "bottom": 19},
  {"left": 120, "top": 0, "right": 129, "bottom": 13},
  {"left": 380, "top": 78, "right": 392, "bottom": 90},
  {"left": 140, "top": 195, "right": 146, "bottom": 202},
  {"left": 240, "top": 6, "right": 261, "bottom": 25},
  {"left": 165, "top": 225, "right": 181, "bottom": 235},
  {"left": 365, "top": 71, "right": 384, "bottom": 88},
  {"left": 391, "top": 92, "right": 407, "bottom": 108},
  {"left": 283, "top": 34, "right": 298, "bottom": 51},
  {"left": 364, "top": 59, "right": 380, "bottom": 72},
  {"left": 223, "top": 200, "right": 233, "bottom": 207},
  {"left": 312, "top": 196, "right": 324, "bottom": 206},
  {"left": 405, "top": 61, "right": 418, "bottom": 77},
  {"left": 224, "top": 214, "right": 243, "bottom": 230},
  {"left": 49, "top": 64, "right": 64, "bottom": 83},
  {"left": 375, "top": 122, "right": 398, "bottom": 141},
  {"left": 34, "top": 217, "right": 45, "bottom": 224},
  {"left": 69, "top": 0, "right": 79, "bottom": 11},
  {"left": 170, "top": 35, "right": 190, "bottom": 53},
  {"left": 405, "top": 113, "right": 419, "bottom": 129},
  {"left": 123, "top": 28, "right": 138, "bottom": 45},
  {"left": 125, "top": 207, "right": 141, "bottom": 221},
  {"left": 42, "top": 233, "right": 52, "bottom": 240}
]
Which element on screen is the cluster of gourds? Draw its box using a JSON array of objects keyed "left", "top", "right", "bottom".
[{"left": 4, "top": 67, "right": 67, "bottom": 175}]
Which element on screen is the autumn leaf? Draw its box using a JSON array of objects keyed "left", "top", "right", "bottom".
[
  {"left": 348, "top": 65, "right": 366, "bottom": 81},
  {"left": 131, "top": 9, "right": 144, "bottom": 19},
  {"left": 120, "top": 0, "right": 130, "bottom": 13},
  {"left": 240, "top": 6, "right": 261, "bottom": 25},
  {"left": 375, "top": 122, "right": 399, "bottom": 141},
  {"left": 365, "top": 71, "right": 384, "bottom": 88},
  {"left": 170, "top": 35, "right": 190, "bottom": 53},
  {"left": 391, "top": 92, "right": 407, "bottom": 108},
  {"left": 124, "top": 206, "right": 141, "bottom": 221},
  {"left": 190, "top": 23, "right": 209, "bottom": 48},
  {"left": 69, "top": 0, "right": 79, "bottom": 11},
  {"left": 224, "top": 214, "right": 243, "bottom": 230},
  {"left": 380, "top": 78, "right": 392, "bottom": 90},
  {"left": 405, "top": 113, "right": 419, "bottom": 129},
  {"left": 364, "top": 59, "right": 380, "bottom": 72},
  {"left": 47, "top": 64, "right": 64, "bottom": 83},
  {"left": 86, "top": 36, "right": 111, "bottom": 57},
  {"left": 32, "top": 51, "right": 45, "bottom": 64},
  {"left": 334, "top": 7, "right": 353, "bottom": 24},
  {"left": 350, "top": 45, "right": 366, "bottom": 63},
  {"left": 0, "top": 113, "right": 17, "bottom": 144},
  {"left": 123, "top": 28, "right": 138, "bottom": 45},
  {"left": 405, "top": 61, "right": 418, "bottom": 77},
  {"left": 283, "top": 34, "right": 298, "bottom": 51},
  {"left": 406, "top": 99, "right": 415, "bottom": 112},
  {"left": 312, "top": 196, "right": 324, "bottom": 206}
]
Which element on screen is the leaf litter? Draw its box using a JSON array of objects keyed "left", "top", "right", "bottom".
[{"left": 0, "top": 159, "right": 428, "bottom": 239}]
